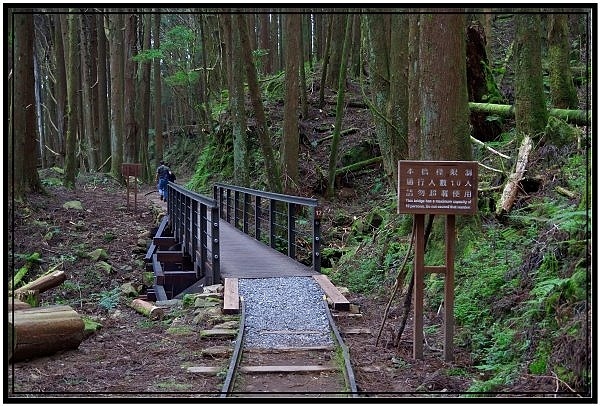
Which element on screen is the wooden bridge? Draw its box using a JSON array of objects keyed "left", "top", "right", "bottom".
[{"left": 143, "top": 182, "right": 348, "bottom": 311}]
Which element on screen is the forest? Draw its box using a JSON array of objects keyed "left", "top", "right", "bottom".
[{"left": 7, "top": 7, "right": 593, "bottom": 398}]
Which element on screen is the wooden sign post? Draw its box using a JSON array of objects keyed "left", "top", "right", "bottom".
[
  {"left": 398, "top": 161, "right": 478, "bottom": 361},
  {"left": 121, "top": 163, "right": 142, "bottom": 212}
]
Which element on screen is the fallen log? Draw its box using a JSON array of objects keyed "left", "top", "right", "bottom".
[
  {"left": 8, "top": 297, "right": 31, "bottom": 311},
  {"left": 469, "top": 102, "right": 590, "bottom": 126},
  {"left": 14, "top": 270, "right": 66, "bottom": 295},
  {"left": 130, "top": 298, "right": 164, "bottom": 320},
  {"left": 9, "top": 305, "right": 85, "bottom": 363},
  {"left": 496, "top": 135, "right": 533, "bottom": 216}
]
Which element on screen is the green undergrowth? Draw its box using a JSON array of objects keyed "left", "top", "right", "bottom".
[{"left": 326, "top": 143, "right": 590, "bottom": 394}]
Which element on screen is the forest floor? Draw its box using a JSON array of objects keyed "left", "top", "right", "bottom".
[
  {"left": 7, "top": 176, "right": 562, "bottom": 400},
  {"left": 7, "top": 74, "right": 573, "bottom": 399},
  {"left": 7, "top": 14, "right": 588, "bottom": 400}
]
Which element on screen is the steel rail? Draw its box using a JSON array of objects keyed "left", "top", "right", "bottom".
[
  {"left": 323, "top": 296, "right": 359, "bottom": 397},
  {"left": 220, "top": 296, "right": 246, "bottom": 397}
]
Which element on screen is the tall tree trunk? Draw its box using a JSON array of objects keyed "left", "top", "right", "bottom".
[
  {"left": 514, "top": 13, "right": 548, "bottom": 139},
  {"left": 299, "top": 19, "right": 308, "bottom": 119},
  {"left": 548, "top": 13, "right": 578, "bottom": 109},
  {"left": 318, "top": 15, "right": 332, "bottom": 108},
  {"left": 80, "top": 15, "right": 96, "bottom": 171},
  {"left": 53, "top": 15, "right": 67, "bottom": 167},
  {"left": 366, "top": 11, "right": 408, "bottom": 190},
  {"left": 281, "top": 12, "right": 301, "bottom": 193},
  {"left": 386, "top": 13, "right": 409, "bottom": 188},
  {"left": 230, "top": 13, "right": 249, "bottom": 186},
  {"left": 153, "top": 11, "right": 163, "bottom": 164},
  {"left": 64, "top": 11, "right": 78, "bottom": 188},
  {"left": 138, "top": 13, "right": 151, "bottom": 181},
  {"left": 326, "top": 15, "right": 351, "bottom": 199},
  {"left": 350, "top": 13, "right": 362, "bottom": 78},
  {"left": 237, "top": 13, "right": 282, "bottom": 192},
  {"left": 96, "top": 13, "right": 110, "bottom": 168},
  {"left": 416, "top": 12, "right": 471, "bottom": 161},
  {"left": 13, "top": 10, "right": 43, "bottom": 199},
  {"left": 259, "top": 12, "right": 271, "bottom": 74},
  {"left": 108, "top": 14, "right": 124, "bottom": 178},
  {"left": 407, "top": 14, "right": 421, "bottom": 160},
  {"left": 123, "top": 13, "right": 138, "bottom": 164},
  {"left": 325, "top": 14, "right": 345, "bottom": 89}
]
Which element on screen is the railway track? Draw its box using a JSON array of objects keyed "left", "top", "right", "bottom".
[{"left": 218, "top": 297, "right": 358, "bottom": 397}]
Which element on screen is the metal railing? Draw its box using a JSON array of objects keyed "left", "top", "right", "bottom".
[
  {"left": 166, "top": 182, "right": 220, "bottom": 285},
  {"left": 214, "top": 183, "right": 321, "bottom": 273}
]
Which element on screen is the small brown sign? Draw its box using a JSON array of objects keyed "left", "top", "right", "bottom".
[
  {"left": 121, "top": 163, "right": 142, "bottom": 177},
  {"left": 397, "top": 160, "right": 478, "bottom": 215}
]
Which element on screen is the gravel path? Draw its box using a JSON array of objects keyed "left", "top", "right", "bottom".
[{"left": 238, "top": 277, "right": 334, "bottom": 349}]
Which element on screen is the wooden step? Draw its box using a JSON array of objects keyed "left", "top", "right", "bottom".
[
  {"left": 239, "top": 365, "right": 338, "bottom": 373},
  {"left": 223, "top": 277, "right": 239, "bottom": 314},
  {"left": 312, "top": 274, "right": 350, "bottom": 311}
]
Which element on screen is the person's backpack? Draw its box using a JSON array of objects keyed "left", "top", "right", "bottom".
[{"left": 168, "top": 171, "right": 176, "bottom": 182}]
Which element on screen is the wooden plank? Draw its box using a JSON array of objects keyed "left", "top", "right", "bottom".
[
  {"left": 342, "top": 328, "right": 372, "bottom": 335},
  {"left": 186, "top": 366, "right": 222, "bottom": 375},
  {"left": 223, "top": 278, "right": 239, "bottom": 314},
  {"left": 312, "top": 274, "right": 350, "bottom": 311},
  {"left": 199, "top": 328, "right": 238, "bottom": 338},
  {"left": 240, "top": 365, "right": 338, "bottom": 373}
]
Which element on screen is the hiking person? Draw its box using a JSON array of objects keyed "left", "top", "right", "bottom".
[{"left": 155, "top": 160, "right": 170, "bottom": 201}]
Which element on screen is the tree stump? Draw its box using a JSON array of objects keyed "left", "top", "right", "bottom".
[{"left": 8, "top": 305, "right": 85, "bottom": 363}]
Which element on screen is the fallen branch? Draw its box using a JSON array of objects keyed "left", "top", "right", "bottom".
[
  {"left": 97, "top": 155, "right": 112, "bottom": 172},
  {"left": 14, "top": 270, "right": 66, "bottom": 295},
  {"left": 556, "top": 186, "right": 578, "bottom": 199},
  {"left": 470, "top": 135, "right": 511, "bottom": 159},
  {"left": 335, "top": 156, "right": 383, "bottom": 175},
  {"left": 496, "top": 135, "right": 533, "bottom": 216},
  {"left": 478, "top": 161, "right": 505, "bottom": 174},
  {"left": 317, "top": 127, "right": 359, "bottom": 144}
]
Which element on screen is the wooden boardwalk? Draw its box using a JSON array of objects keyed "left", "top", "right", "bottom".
[{"left": 219, "top": 220, "right": 318, "bottom": 279}]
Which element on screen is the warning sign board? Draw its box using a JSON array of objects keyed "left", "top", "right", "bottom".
[{"left": 397, "top": 161, "right": 478, "bottom": 215}]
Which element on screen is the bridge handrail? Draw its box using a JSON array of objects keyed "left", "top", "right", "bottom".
[
  {"left": 166, "top": 182, "right": 220, "bottom": 284},
  {"left": 214, "top": 182, "right": 318, "bottom": 207},
  {"left": 213, "top": 183, "right": 321, "bottom": 273}
]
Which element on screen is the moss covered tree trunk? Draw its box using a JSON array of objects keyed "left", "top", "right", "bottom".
[
  {"left": 237, "top": 13, "right": 282, "bottom": 192},
  {"left": 64, "top": 11, "right": 78, "bottom": 188},
  {"left": 96, "top": 13, "right": 111, "bottom": 168},
  {"left": 366, "top": 11, "right": 409, "bottom": 190},
  {"left": 137, "top": 13, "right": 152, "bottom": 181},
  {"left": 326, "top": 15, "right": 351, "bottom": 199},
  {"left": 108, "top": 13, "right": 125, "bottom": 178},
  {"left": 229, "top": 13, "right": 249, "bottom": 186},
  {"left": 548, "top": 13, "right": 579, "bottom": 109},
  {"left": 514, "top": 13, "right": 548, "bottom": 138}
]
